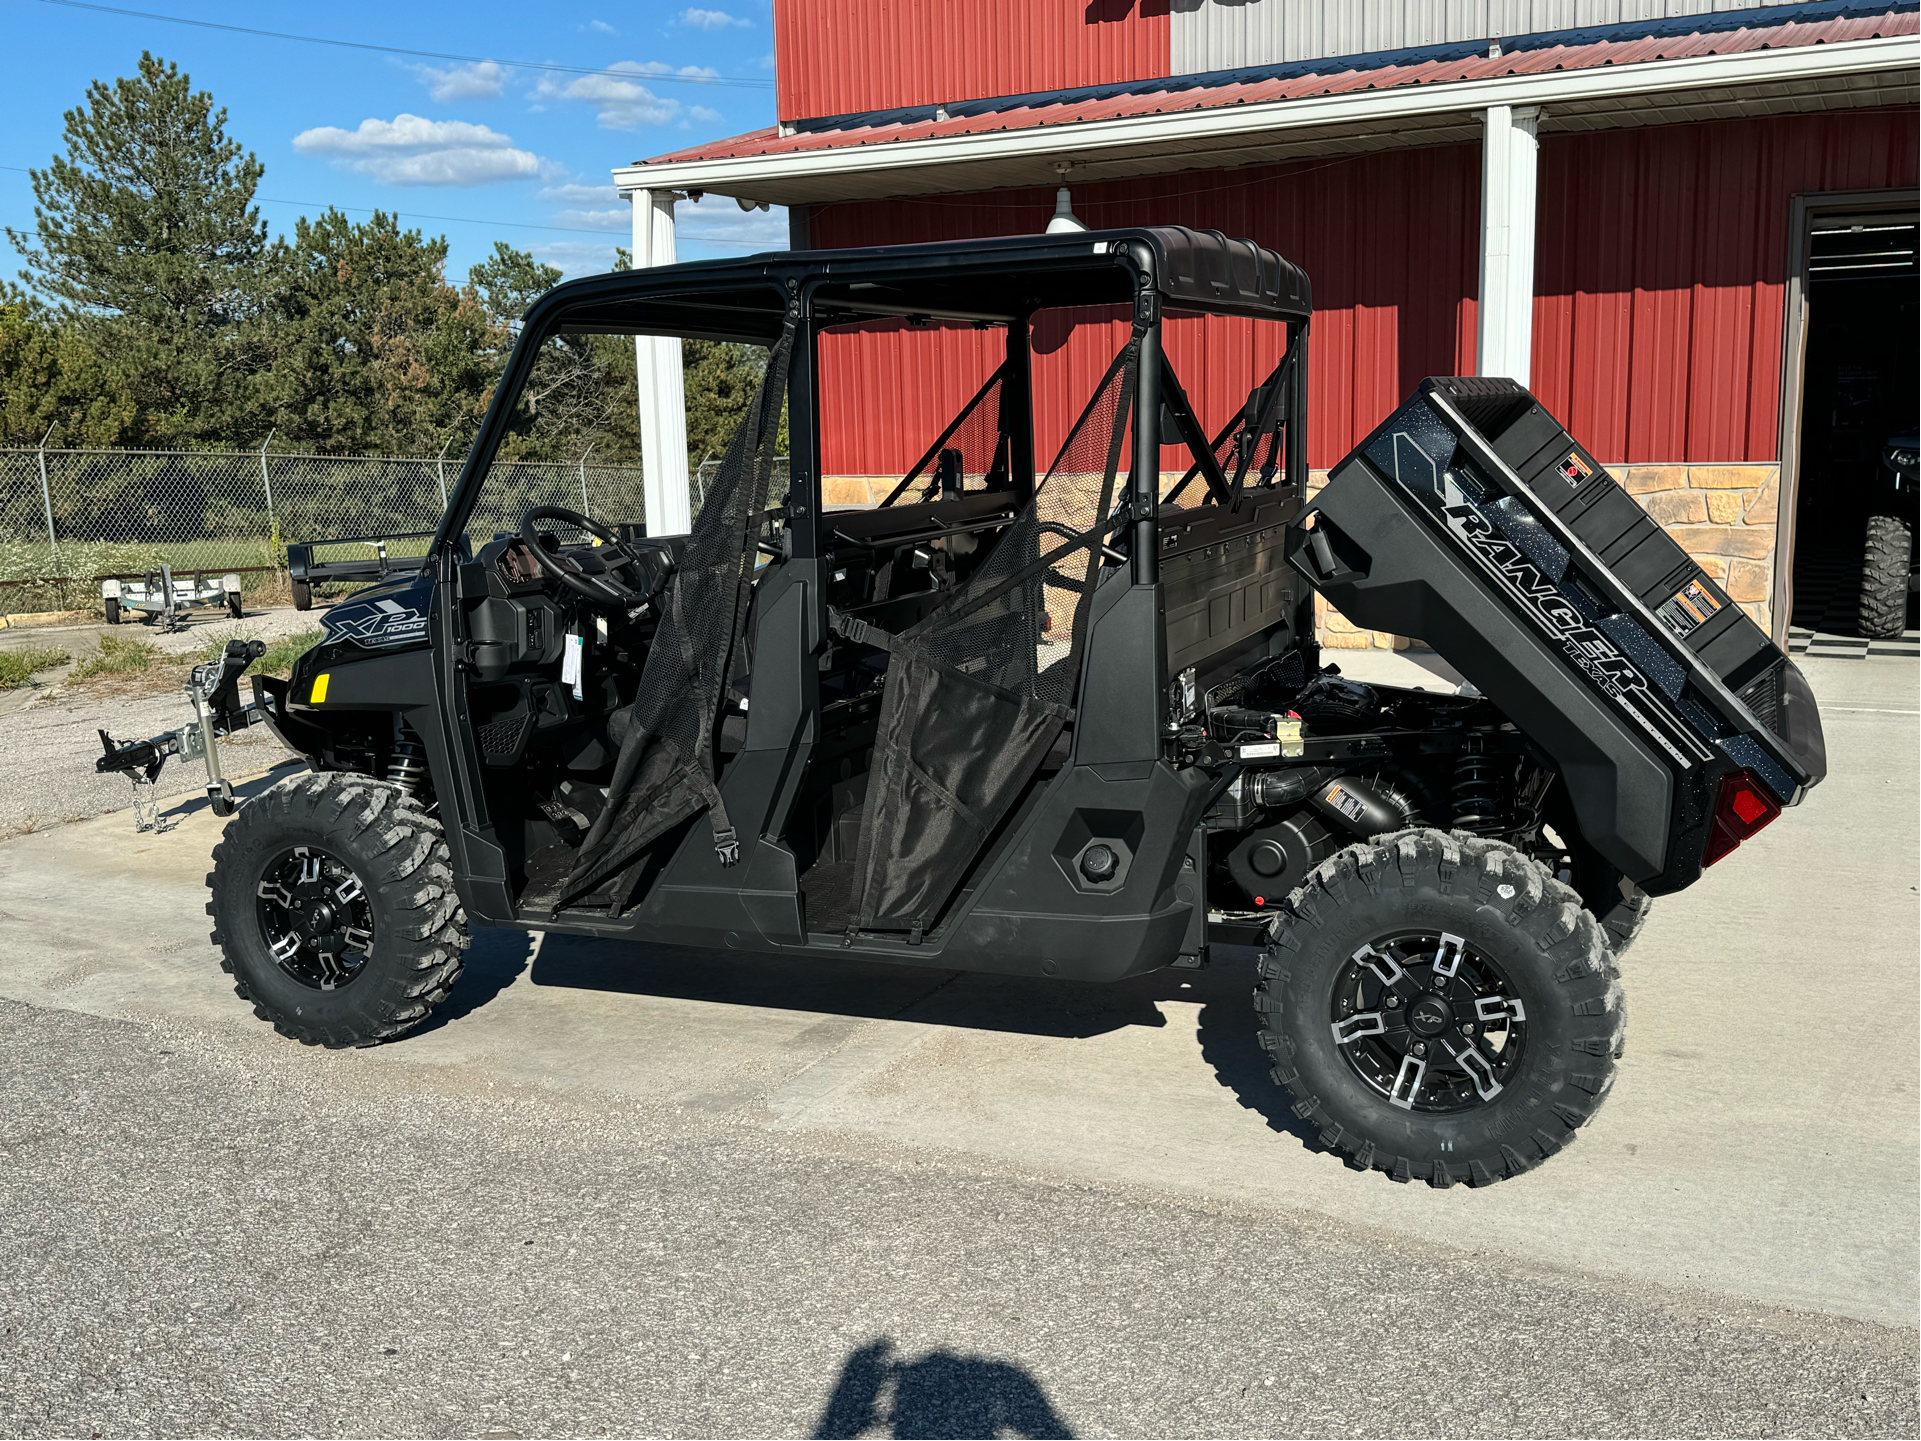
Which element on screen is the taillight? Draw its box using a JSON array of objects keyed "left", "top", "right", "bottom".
[{"left": 1702, "top": 770, "right": 1782, "bottom": 867}]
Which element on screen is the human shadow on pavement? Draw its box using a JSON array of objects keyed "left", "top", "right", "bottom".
[
  {"left": 813, "top": 1338, "right": 1074, "bottom": 1439},
  {"left": 530, "top": 930, "right": 1185, "bottom": 1040}
]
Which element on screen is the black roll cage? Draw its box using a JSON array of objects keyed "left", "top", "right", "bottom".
[{"left": 433, "top": 226, "right": 1314, "bottom": 590}]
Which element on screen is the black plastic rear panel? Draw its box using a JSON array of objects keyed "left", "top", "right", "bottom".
[{"left": 1295, "top": 378, "right": 1824, "bottom": 894}]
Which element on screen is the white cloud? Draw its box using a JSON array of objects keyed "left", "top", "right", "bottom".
[
  {"left": 679, "top": 8, "right": 750, "bottom": 28},
  {"left": 292, "top": 114, "right": 554, "bottom": 186},
  {"left": 586, "top": 19, "right": 618, "bottom": 34},
  {"left": 677, "top": 198, "right": 788, "bottom": 254},
  {"left": 538, "top": 182, "right": 620, "bottom": 205},
  {"left": 532, "top": 62, "right": 717, "bottom": 130},
  {"left": 418, "top": 60, "right": 504, "bottom": 102},
  {"left": 552, "top": 208, "right": 629, "bottom": 230},
  {"left": 532, "top": 240, "right": 624, "bottom": 278},
  {"left": 688, "top": 104, "right": 723, "bottom": 124}
]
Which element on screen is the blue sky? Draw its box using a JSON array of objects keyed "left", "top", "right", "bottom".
[{"left": 0, "top": 0, "right": 789, "bottom": 290}]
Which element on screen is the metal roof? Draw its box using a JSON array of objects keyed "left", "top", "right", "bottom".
[{"left": 625, "top": 0, "right": 1916, "bottom": 204}]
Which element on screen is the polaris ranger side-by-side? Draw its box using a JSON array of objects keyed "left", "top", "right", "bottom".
[{"left": 209, "top": 230, "right": 1827, "bottom": 1187}]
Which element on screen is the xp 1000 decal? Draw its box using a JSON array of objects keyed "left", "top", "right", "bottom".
[{"left": 322, "top": 589, "right": 430, "bottom": 649}]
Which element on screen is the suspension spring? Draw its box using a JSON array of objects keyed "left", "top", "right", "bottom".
[
  {"left": 387, "top": 740, "right": 427, "bottom": 798},
  {"left": 1451, "top": 749, "right": 1508, "bottom": 834}
]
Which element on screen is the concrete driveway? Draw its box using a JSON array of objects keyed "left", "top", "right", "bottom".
[{"left": 0, "top": 650, "right": 1913, "bottom": 1436}]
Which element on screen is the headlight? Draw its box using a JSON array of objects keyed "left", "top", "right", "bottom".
[{"left": 1888, "top": 448, "right": 1919, "bottom": 470}]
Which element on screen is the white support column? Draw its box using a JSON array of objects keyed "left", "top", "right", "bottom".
[
  {"left": 631, "top": 187, "right": 692, "bottom": 536},
  {"left": 1476, "top": 104, "right": 1539, "bottom": 386}
]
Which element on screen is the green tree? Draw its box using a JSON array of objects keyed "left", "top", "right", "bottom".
[
  {"left": 4, "top": 52, "right": 267, "bottom": 444},
  {"left": 0, "top": 293, "right": 138, "bottom": 448},
  {"left": 261, "top": 209, "right": 494, "bottom": 455}
]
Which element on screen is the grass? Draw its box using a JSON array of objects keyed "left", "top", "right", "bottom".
[
  {"left": 0, "top": 645, "right": 71, "bottom": 688},
  {"left": 194, "top": 627, "right": 324, "bottom": 678},
  {"left": 64, "top": 625, "right": 325, "bottom": 698},
  {"left": 68, "top": 633, "right": 167, "bottom": 688}
]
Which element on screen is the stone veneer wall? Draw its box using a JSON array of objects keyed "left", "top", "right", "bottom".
[{"left": 822, "top": 465, "right": 1783, "bottom": 651}]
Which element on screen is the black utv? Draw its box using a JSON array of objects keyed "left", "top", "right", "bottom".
[{"left": 211, "top": 228, "right": 1827, "bottom": 1188}]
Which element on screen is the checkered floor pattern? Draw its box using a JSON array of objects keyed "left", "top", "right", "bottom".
[{"left": 1789, "top": 540, "right": 1918, "bottom": 660}]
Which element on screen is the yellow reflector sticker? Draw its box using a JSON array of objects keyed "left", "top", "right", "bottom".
[{"left": 310, "top": 672, "right": 330, "bottom": 704}]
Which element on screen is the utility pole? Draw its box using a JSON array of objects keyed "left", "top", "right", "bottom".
[
  {"left": 436, "top": 437, "right": 453, "bottom": 511},
  {"left": 579, "top": 443, "right": 595, "bottom": 515}
]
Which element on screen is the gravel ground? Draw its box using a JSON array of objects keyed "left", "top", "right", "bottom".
[
  {"left": 0, "top": 606, "right": 315, "bottom": 833},
  {"left": 0, "top": 998, "right": 1913, "bottom": 1440}
]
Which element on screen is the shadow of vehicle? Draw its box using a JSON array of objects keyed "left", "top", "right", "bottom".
[
  {"left": 1189, "top": 944, "right": 1333, "bottom": 1157},
  {"left": 414, "top": 925, "right": 536, "bottom": 1035},
  {"left": 410, "top": 885, "right": 1328, "bottom": 1166},
  {"left": 813, "top": 1338, "right": 1074, "bottom": 1439},
  {"left": 154, "top": 758, "right": 306, "bottom": 824}
]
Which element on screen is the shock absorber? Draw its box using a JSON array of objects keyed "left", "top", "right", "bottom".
[
  {"left": 386, "top": 739, "right": 427, "bottom": 798},
  {"left": 1451, "top": 744, "right": 1508, "bottom": 835}
]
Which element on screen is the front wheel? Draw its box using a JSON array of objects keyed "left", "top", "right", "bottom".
[
  {"left": 103, "top": 598, "right": 121, "bottom": 625},
  {"left": 1859, "top": 513, "right": 1912, "bottom": 640},
  {"left": 207, "top": 773, "right": 468, "bottom": 1047},
  {"left": 1255, "top": 829, "right": 1623, "bottom": 1187}
]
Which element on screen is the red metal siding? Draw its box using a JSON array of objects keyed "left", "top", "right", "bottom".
[
  {"left": 1532, "top": 110, "right": 1920, "bottom": 463},
  {"left": 774, "top": 0, "right": 1170, "bottom": 123},
  {"left": 811, "top": 144, "right": 1483, "bottom": 476}
]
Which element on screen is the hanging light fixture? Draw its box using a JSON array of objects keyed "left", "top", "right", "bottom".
[{"left": 1045, "top": 162, "right": 1087, "bottom": 234}]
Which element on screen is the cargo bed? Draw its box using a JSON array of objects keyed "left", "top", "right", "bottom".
[{"left": 1293, "top": 377, "right": 1825, "bottom": 894}]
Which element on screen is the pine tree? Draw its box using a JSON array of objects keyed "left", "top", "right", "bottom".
[
  {"left": 262, "top": 210, "right": 493, "bottom": 455},
  {"left": 4, "top": 52, "right": 267, "bottom": 443}
]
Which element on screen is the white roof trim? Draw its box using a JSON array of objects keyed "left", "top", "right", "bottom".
[{"left": 613, "top": 34, "right": 1916, "bottom": 198}]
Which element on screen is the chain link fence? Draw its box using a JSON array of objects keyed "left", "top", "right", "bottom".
[{"left": 0, "top": 445, "right": 780, "bottom": 613}]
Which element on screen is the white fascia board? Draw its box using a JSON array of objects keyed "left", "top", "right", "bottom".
[{"left": 613, "top": 34, "right": 1916, "bottom": 196}]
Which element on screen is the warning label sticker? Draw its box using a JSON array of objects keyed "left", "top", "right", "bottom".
[{"left": 1655, "top": 578, "right": 1726, "bottom": 639}]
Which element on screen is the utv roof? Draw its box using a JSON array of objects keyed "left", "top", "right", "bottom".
[{"left": 535, "top": 225, "right": 1312, "bottom": 343}]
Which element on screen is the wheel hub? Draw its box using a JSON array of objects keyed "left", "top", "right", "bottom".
[
  {"left": 255, "top": 845, "right": 375, "bottom": 992},
  {"left": 1406, "top": 992, "right": 1453, "bottom": 1036},
  {"left": 1327, "top": 931, "right": 1528, "bottom": 1114}
]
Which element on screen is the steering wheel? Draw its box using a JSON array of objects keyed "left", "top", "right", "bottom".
[{"left": 518, "top": 505, "right": 668, "bottom": 611}]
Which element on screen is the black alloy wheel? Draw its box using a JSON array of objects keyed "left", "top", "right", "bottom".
[
  {"left": 254, "top": 844, "right": 376, "bottom": 991},
  {"left": 1329, "top": 931, "right": 1527, "bottom": 1113},
  {"left": 209, "top": 774, "right": 468, "bottom": 1048},
  {"left": 1256, "top": 829, "right": 1624, "bottom": 1187}
]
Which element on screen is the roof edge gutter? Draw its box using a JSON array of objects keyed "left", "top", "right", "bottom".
[{"left": 613, "top": 34, "right": 1915, "bottom": 198}]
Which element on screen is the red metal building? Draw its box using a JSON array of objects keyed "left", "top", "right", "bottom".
[{"left": 618, "top": 1, "right": 1920, "bottom": 647}]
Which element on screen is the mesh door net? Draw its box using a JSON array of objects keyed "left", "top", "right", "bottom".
[
  {"left": 834, "top": 334, "right": 1141, "bottom": 935},
  {"left": 526, "top": 321, "right": 795, "bottom": 914}
]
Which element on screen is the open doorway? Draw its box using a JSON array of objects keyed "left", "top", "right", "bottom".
[{"left": 1781, "top": 197, "right": 1919, "bottom": 650}]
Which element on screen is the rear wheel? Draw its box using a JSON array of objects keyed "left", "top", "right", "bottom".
[
  {"left": 1255, "top": 829, "right": 1623, "bottom": 1186},
  {"left": 227, "top": 590, "right": 244, "bottom": 619},
  {"left": 1859, "top": 513, "right": 1912, "bottom": 640},
  {"left": 103, "top": 598, "right": 121, "bottom": 625},
  {"left": 207, "top": 773, "right": 467, "bottom": 1047},
  {"left": 290, "top": 577, "right": 313, "bottom": 612}
]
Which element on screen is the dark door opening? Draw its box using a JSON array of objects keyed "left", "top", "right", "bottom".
[{"left": 1789, "top": 214, "right": 1919, "bottom": 642}]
